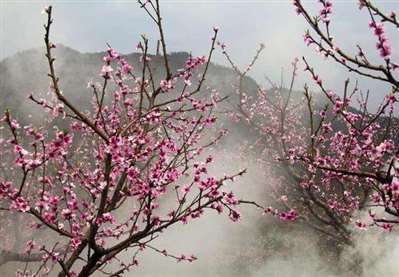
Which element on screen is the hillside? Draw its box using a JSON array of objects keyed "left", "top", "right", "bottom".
[{"left": 0, "top": 45, "right": 257, "bottom": 122}]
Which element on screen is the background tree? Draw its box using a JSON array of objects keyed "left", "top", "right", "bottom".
[{"left": 221, "top": 44, "right": 359, "bottom": 249}]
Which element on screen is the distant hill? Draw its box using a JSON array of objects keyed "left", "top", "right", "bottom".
[
  {"left": 1, "top": 45, "right": 395, "bottom": 145},
  {"left": 0, "top": 45, "right": 257, "bottom": 123}
]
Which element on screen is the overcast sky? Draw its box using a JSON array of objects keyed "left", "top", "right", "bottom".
[{"left": 1, "top": 0, "right": 398, "bottom": 107}]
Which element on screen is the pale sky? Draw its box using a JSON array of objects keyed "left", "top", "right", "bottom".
[{"left": 1, "top": 0, "right": 398, "bottom": 108}]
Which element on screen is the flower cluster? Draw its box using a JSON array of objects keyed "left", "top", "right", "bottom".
[
  {"left": 369, "top": 21, "right": 392, "bottom": 59},
  {"left": 319, "top": 0, "right": 333, "bottom": 23}
]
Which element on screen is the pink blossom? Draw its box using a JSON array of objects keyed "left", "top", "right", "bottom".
[{"left": 101, "top": 65, "right": 113, "bottom": 79}]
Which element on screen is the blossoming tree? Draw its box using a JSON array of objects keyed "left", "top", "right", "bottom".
[
  {"left": 0, "top": 2, "right": 260, "bottom": 276},
  {"left": 221, "top": 44, "right": 361, "bottom": 247},
  {"left": 292, "top": 0, "right": 399, "bottom": 230},
  {"left": 220, "top": 0, "right": 398, "bottom": 253}
]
